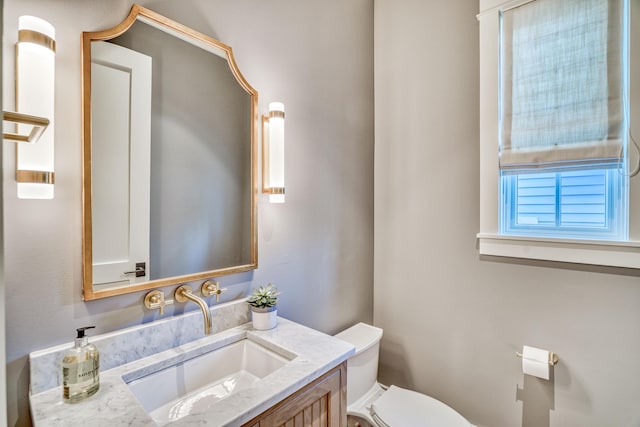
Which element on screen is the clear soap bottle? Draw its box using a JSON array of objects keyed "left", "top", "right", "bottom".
[{"left": 62, "top": 326, "right": 100, "bottom": 403}]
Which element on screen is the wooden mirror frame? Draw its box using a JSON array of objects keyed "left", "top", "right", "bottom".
[{"left": 81, "top": 4, "right": 258, "bottom": 300}]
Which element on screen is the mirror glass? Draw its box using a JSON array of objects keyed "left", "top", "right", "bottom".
[{"left": 82, "top": 5, "right": 257, "bottom": 300}]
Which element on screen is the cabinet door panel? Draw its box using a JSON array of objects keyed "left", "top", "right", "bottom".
[
  {"left": 243, "top": 362, "right": 346, "bottom": 427},
  {"left": 266, "top": 371, "right": 337, "bottom": 427}
]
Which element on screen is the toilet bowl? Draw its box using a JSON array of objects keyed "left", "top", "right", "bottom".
[{"left": 335, "top": 323, "right": 472, "bottom": 427}]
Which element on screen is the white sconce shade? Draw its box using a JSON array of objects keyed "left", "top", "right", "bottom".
[
  {"left": 263, "top": 102, "right": 285, "bottom": 203},
  {"left": 16, "top": 16, "right": 56, "bottom": 199}
]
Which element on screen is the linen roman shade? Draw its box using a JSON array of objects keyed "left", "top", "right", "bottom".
[{"left": 500, "top": 0, "right": 624, "bottom": 170}]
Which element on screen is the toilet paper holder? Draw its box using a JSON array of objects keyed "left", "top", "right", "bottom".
[{"left": 516, "top": 350, "right": 559, "bottom": 366}]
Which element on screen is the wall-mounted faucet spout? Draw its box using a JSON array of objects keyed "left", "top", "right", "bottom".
[{"left": 174, "top": 285, "right": 212, "bottom": 335}]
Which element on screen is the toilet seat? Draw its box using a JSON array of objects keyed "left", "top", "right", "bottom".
[{"left": 369, "top": 385, "right": 471, "bottom": 427}]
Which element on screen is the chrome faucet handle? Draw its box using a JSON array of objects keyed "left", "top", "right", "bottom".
[
  {"left": 144, "top": 290, "right": 174, "bottom": 315},
  {"left": 201, "top": 280, "right": 228, "bottom": 302}
]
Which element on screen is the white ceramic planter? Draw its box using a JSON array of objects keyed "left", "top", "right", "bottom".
[{"left": 251, "top": 306, "right": 277, "bottom": 330}]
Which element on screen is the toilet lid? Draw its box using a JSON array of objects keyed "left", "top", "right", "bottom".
[{"left": 370, "top": 385, "right": 470, "bottom": 427}]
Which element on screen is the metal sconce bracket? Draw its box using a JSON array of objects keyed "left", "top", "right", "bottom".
[{"left": 3, "top": 111, "right": 49, "bottom": 144}]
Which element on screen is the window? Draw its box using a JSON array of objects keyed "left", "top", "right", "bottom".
[
  {"left": 499, "top": 0, "right": 627, "bottom": 241},
  {"left": 477, "top": 0, "right": 640, "bottom": 268},
  {"left": 501, "top": 168, "right": 626, "bottom": 239}
]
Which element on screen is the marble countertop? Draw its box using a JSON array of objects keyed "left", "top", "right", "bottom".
[{"left": 29, "top": 317, "right": 354, "bottom": 426}]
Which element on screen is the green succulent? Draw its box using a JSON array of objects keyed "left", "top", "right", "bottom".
[{"left": 247, "top": 284, "right": 280, "bottom": 308}]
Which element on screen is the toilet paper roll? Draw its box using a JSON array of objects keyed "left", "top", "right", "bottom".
[{"left": 522, "top": 345, "right": 550, "bottom": 380}]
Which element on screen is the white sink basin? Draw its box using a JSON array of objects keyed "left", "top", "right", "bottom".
[{"left": 125, "top": 337, "right": 294, "bottom": 425}]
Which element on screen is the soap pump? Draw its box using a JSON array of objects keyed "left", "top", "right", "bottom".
[{"left": 62, "top": 326, "right": 100, "bottom": 403}]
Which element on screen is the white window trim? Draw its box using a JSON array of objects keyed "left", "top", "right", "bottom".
[
  {"left": 477, "top": 0, "right": 640, "bottom": 268},
  {"left": 477, "top": 234, "right": 640, "bottom": 268}
]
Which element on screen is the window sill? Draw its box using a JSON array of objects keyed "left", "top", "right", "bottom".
[{"left": 477, "top": 234, "right": 640, "bottom": 269}]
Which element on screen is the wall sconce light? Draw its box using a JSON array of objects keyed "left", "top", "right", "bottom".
[
  {"left": 13, "top": 16, "right": 56, "bottom": 199},
  {"left": 262, "top": 102, "right": 285, "bottom": 203}
]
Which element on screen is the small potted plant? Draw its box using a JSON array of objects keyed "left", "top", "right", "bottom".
[{"left": 247, "top": 284, "right": 280, "bottom": 330}]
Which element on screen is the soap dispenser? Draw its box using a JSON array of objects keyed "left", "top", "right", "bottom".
[{"left": 62, "top": 326, "right": 100, "bottom": 403}]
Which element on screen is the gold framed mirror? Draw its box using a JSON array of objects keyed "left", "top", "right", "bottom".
[{"left": 81, "top": 4, "right": 258, "bottom": 300}]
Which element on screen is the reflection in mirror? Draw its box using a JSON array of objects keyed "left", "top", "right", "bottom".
[{"left": 82, "top": 5, "right": 258, "bottom": 300}]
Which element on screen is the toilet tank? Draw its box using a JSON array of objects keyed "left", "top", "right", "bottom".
[{"left": 334, "top": 322, "right": 383, "bottom": 406}]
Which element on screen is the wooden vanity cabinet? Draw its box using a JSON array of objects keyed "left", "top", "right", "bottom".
[{"left": 242, "top": 362, "right": 347, "bottom": 427}]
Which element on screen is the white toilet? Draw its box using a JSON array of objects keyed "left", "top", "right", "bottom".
[{"left": 335, "top": 323, "right": 473, "bottom": 427}]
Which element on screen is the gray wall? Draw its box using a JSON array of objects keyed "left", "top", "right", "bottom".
[
  {"left": 374, "top": 1, "right": 640, "bottom": 427},
  {"left": 2, "top": 1, "right": 373, "bottom": 425}
]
